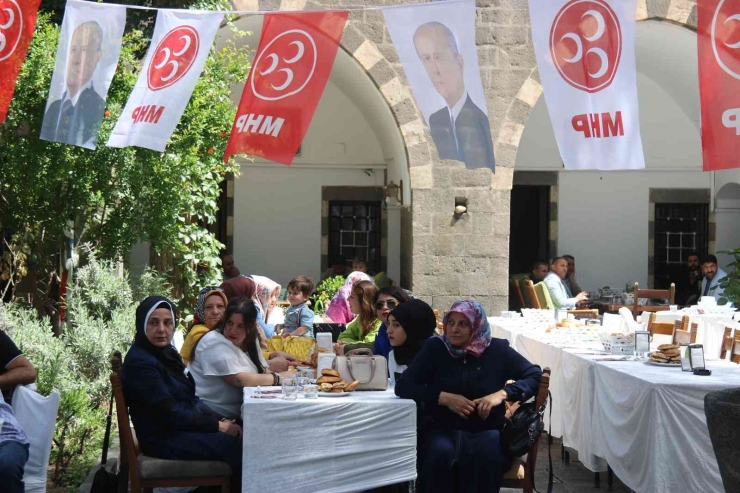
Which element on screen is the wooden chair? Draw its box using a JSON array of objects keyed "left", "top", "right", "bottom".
[
  {"left": 647, "top": 313, "right": 689, "bottom": 339},
  {"left": 502, "top": 368, "right": 551, "bottom": 493},
  {"left": 511, "top": 278, "right": 527, "bottom": 310},
  {"left": 721, "top": 327, "right": 735, "bottom": 360},
  {"left": 730, "top": 331, "right": 740, "bottom": 364},
  {"left": 672, "top": 319, "right": 697, "bottom": 345},
  {"left": 110, "top": 354, "right": 232, "bottom": 493},
  {"left": 524, "top": 280, "right": 542, "bottom": 309},
  {"left": 530, "top": 281, "right": 599, "bottom": 319},
  {"left": 632, "top": 282, "right": 675, "bottom": 317}
]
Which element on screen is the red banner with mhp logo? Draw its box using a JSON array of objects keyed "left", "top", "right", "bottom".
[
  {"left": 0, "top": 0, "right": 41, "bottom": 123},
  {"left": 224, "top": 11, "right": 348, "bottom": 165},
  {"left": 698, "top": 0, "right": 740, "bottom": 171}
]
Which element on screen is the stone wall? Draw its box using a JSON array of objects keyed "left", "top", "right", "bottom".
[{"left": 230, "top": 0, "right": 698, "bottom": 315}]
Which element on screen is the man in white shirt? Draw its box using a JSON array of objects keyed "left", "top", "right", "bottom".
[
  {"left": 413, "top": 22, "right": 495, "bottom": 171},
  {"left": 544, "top": 257, "right": 589, "bottom": 309},
  {"left": 41, "top": 21, "right": 106, "bottom": 147},
  {"left": 700, "top": 255, "right": 728, "bottom": 304}
]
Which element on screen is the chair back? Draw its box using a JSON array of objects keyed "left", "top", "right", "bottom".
[
  {"left": 730, "top": 331, "right": 740, "bottom": 364},
  {"left": 510, "top": 278, "right": 526, "bottom": 310},
  {"left": 632, "top": 282, "right": 676, "bottom": 316},
  {"left": 721, "top": 327, "right": 735, "bottom": 360},
  {"left": 110, "top": 353, "right": 142, "bottom": 485},
  {"left": 11, "top": 385, "right": 61, "bottom": 493},
  {"left": 672, "top": 316, "right": 695, "bottom": 345},
  {"left": 526, "top": 368, "right": 551, "bottom": 477},
  {"left": 534, "top": 282, "right": 554, "bottom": 310},
  {"left": 647, "top": 312, "right": 675, "bottom": 337},
  {"left": 524, "top": 280, "right": 541, "bottom": 309}
]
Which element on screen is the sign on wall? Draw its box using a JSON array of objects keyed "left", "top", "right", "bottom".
[
  {"left": 384, "top": 0, "right": 495, "bottom": 172},
  {"left": 528, "top": 0, "right": 645, "bottom": 170},
  {"left": 698, "top": 0, "right": 740, "bottom": 171}
]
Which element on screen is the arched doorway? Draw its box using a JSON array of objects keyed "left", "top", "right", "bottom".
[{"left": 215, "top": 16, "right": 410, "bottom": 288}]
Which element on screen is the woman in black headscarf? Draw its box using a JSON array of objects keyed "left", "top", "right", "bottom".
[
  {"left": 121, "top": 296, "right": 242, "bottom": 484},
  {"left": 386, "top": 299, "right": 438, "bottom": 385}
]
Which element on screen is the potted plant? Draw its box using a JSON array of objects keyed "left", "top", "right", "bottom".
[{"left": 718, "top": 248, "right": 740, "bottom": 307}]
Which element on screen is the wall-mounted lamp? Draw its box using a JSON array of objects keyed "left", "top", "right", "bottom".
[
  {"left": 384, "top": 180, "right": 403, "bottom": 206},
  {"left": 454, "top": 197, "right": 468, "bottom": 218}
]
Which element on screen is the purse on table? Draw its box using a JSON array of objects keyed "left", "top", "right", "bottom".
[{"left": 333, "top": 354, "right": 388, "bottom": 391}]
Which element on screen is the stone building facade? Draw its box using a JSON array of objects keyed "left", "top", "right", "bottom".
[{"left": 226, "top": 0, "right": 700, "bottom": 314}]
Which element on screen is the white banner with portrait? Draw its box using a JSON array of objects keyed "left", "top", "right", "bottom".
[
  {"left": 529, "top": 0, "right": 645, "bottom": 170},
  {"left": 40, "top": 0, "right": 125, "bottom": 149},
  {"left": 108, "top": 10, "right": 224, "bottom": 151},
  {"left": 383, "top": 0, "right": 495, "bottom": 172}
]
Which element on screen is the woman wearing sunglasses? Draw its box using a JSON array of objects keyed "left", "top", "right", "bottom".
[{"left": 372, "top": 286, "right": 412, "bottom": 360}]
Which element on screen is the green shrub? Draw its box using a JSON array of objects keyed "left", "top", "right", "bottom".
[{"left": 310, "top": 276, "right": 346, "bottom": 316}]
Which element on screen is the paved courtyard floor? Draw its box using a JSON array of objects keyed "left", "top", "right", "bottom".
[{"left": 501, "top": 436, "right": 632, "bottom": 493}]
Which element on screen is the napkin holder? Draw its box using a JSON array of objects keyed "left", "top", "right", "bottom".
[
  {"left": 316, "top": 333, "right": 333, "bottom": 353},
  {"left": 316, "top": 352, "right": 336, "bottom": 377},
  {"left": 688, "top": 344, "right": 706, "bottom": 371}
]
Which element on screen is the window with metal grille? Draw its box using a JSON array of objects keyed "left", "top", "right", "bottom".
[
  {"left": 328, "top": 201, "right": 382, "bottom": 274},
  {"left": 654, "top": 203, "right": 709, "bottom": 289}
]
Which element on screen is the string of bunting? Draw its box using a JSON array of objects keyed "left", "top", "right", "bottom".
[{"left": 0, "top": 0, "right": 737, "bottom": 170}]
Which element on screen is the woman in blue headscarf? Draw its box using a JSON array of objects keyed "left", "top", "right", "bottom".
[
  {"left": 121, "top": 296, "right": 242, "bottom": 487},
  {"left": 395, "top": 300, "right": 542, "bottom": 493}
]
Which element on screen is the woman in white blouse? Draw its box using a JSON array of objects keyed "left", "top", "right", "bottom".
[{"left": 189, "top": 297, "right": 285, "bottom": 419}]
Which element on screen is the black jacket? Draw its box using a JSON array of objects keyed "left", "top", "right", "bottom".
[
  {"left": 429, "top": 95, "right": 495, "bottom": 171},
  {"left": 41, "top": 85, "right": 105, "bottom": 147},
  {"left": 395, "top": 337, "right": 541, "bottom": 433}
]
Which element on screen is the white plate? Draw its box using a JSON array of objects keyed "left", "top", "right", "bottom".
[
  {"left": 318, "top": 392, "right": 351, "bottom": 397},
  {"left": 644, "top": 360, "right": 681, "bottom": 368}
]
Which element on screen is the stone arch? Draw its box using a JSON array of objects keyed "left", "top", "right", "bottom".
[{"left": 501, "top": 0, "right": 700, "bottom": 160}]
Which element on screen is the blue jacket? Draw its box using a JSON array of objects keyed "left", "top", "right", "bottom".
[
  {"left": 374, "top": 323, "right": 391, "bottom": 360},
  {"left": 395, "top": 337, "right": 541, "bottom": 433},
  {"left": 121, "top": 344, "right": 220, "bottom": 447}
]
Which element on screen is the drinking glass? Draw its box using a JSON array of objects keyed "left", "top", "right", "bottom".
[
  {"left": 304, "top": 383, "right": 318, "bottom": 399},
  {"left": 296, "top": 376, "right": 309, "bottom": 391},
  {"left": 282, "top": 377, "right": 298, "bottom": 400}
]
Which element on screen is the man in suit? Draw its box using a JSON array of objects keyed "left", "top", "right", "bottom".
[
  {"left": 544, "top": 257, "right": 589, "bottom": 309},
  {"left": 413, "top": 22, "right": 495, "bottom": 171},
  {"left": 700, "top": 254, "right": 728, "bottom": 304},
  {"left": 41, "top": 21, "right": 106, "bottom": 148}
]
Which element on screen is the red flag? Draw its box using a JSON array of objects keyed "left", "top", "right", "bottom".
[
  {"left": 224, "top": 11, "right": 348, "bottom": 165},
  {"left": 0, "top": 0, "right": 41, "bottom": 123},
  {"left": 698, "top": 0, "right": 740, "bottom": 171}
]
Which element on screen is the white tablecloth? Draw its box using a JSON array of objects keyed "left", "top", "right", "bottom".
[
  {"left": 491, "top": 321, "right": 740, "bottom": 493},
  {"left": 241, "top": 388, "right": 417, "bottom": 493},
  {"left": 653, "top": 312, "right": 738, "bottom": 359}
]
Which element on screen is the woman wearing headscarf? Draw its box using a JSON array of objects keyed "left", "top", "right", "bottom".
[
  {"left": 386, "top": 299, "right": 437, "bottom": 385},
  {"left": 188, "top": 297, "right": 284, "bottom": 419},
  {"left": 180, "top": 286, "right": 228, "bottom": 366},
  {"left": 395, "top": 300, "right": 541, "bottom": 493},
  {"left": 220, "top": 276, "right": 298, "bottom": 373},
  {"left": 324, "top": 271, "right": 372, "bottom": 324},
  {"left": 121, "top": 296, "right": 242, "bottom": 488},
  {"left": 250, "top": 275, "right": 281, "bottom": 338}
]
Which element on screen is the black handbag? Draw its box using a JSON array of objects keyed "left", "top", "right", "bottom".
[
  {"left": 501, "top": 391, "right": 553, "bottom": 493},
  {"left": 90, "top": 391, "right": 118, "bottom": 493}
]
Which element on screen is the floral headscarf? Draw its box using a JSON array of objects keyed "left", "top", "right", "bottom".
[
  {"left": 325, "top": 271, "right": 373, "bottom": 324},
  {"left": 193, "top": 286, "right": 227, "bottom": 326},
  {"left": 441, "top": 300, "right": 491, "bottom": 359},
  {"left": 251, "top": 275, "right": 281, "bottom": 321}
]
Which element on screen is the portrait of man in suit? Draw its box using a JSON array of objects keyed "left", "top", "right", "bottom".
[
  {"left": 41, "top": 21, "right": 106, "bottom": 148},
  {"left": 413, "top": 22, "right": 495, "bottom": 171}
]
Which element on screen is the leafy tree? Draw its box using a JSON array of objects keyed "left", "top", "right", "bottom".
[{"left": 0, "top": 13, "right": 249, "bottom": 314}]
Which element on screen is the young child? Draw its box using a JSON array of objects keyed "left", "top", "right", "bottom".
[{"left": 282, "top": 276, "right": 315, "bottom": 338}]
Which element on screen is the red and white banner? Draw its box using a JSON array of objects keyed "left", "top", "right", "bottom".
[
  {"left": 40, "top": 1, "right": 125, "bottom": 149},
  {"left": 108, "top": 10, "right": 223, "bottom": 151},
  {"left": 529, "top": 0, "right": 644, "bottom": 170},
  {"left": 698, "top": 0, "right": 740, "bottom": 171},
  {"left": 224, "top": 11, "right": 348, "bottom": 165},
  {"left": 0, "top": 0, "right": 41, "bottom": 123}
]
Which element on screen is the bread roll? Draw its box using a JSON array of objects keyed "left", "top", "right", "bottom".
[
  {"left": 321, "top": 369, "right": 340, "bottom": 378},
  {"left": 663, "top": 349, "right": 681, "bottom": 358},
  {"left": 316, "top": 375, "right": 342, "bottom": 384},
  {"left": 658, "top": 343, "right": 679, "bottom": 351},
  {"left": 332, "top": 381, "right": 348, "bottom": 389},
  {"left": 345, "top": 380, "right": 360, "bottom": 392}
]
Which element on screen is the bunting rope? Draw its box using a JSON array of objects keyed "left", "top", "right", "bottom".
[{"left": 67, "top": 0, "right": 463, "bottom": 15}]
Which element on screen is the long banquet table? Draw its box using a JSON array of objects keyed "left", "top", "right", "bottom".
[
  {"left": 491, "top": 319, "right": 740, "bottom": 493},
  {"left": 241, "top": 387, "right": 417, "bottom": 493}
]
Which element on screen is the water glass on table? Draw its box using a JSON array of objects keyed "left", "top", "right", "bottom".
[
  {"left": 304, "top": 383, "right": 318, "bottom": 399},
  {"left": 282, "top": 377, "right": 298, "bottom": 400},
  {"left": 296, "top": 376, "right": 310, "bottom": 391}
]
